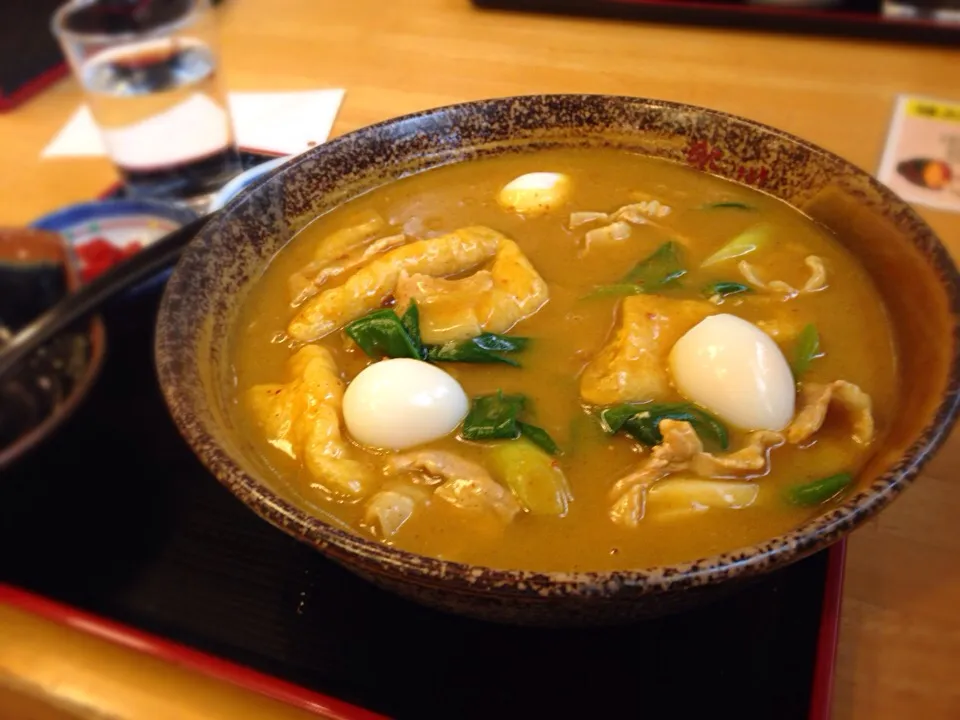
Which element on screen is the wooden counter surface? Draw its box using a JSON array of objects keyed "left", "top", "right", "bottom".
[{"left": 1, "top": 1, "right": 958, "bottom": 717}]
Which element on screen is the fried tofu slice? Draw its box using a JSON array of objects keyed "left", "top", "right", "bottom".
[
  {"left": 394, "top": 270, "right": 492, "bottom": 343},
  {"left": 392, "top": 235, "right": 549, "bottom": 344},
  {"left": 579, "top": 295, "right": 717, "bottom": 405},
  {"left": 290, "top": 232, "right": 408, "bottom": 306},
  {"left": 288, "top": 226, "right": 548, "bottom": 344},
  {"left": 247, "top": 346, "right": 373, "bottom": 499}
]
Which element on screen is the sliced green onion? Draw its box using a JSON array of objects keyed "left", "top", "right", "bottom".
[
  {"left": 461, "top": 392, "right": 562, "bottom": 457},
  {"left": 460, "top": 391, "right": 526, "bottom": 441},
  {"left": 701, "top": 223, "right": 770, "bottom": 267},
  {"left": 425, "top": 332, "right": 528, "bottom": 366},
  {"left": 599, "top": 402, "right": 729, "bottom": 450},
  {"left": 470, "top": 333, "right": 530, "bottom": 353},
  {"left": 400, "top": 300, "right": 422, "bottom": 351},
  {"left": 487, "top": 438, "right": 572, "bottom": 516},
  {"left": 791, "top": 323, "right": 821, "bottom": 378},
  {"left": 345, "top": 308, "right": 422, "bottom": 360},
  {"left": 518, "top": 421, "right": 561, "bottom": 456},
  {"left": 622, "top": 240, "right": 687, "bottom": 288},
  {"left": 702, "top": 281, "right": 752, "bottom": 298},
  {"left": 346, "top": 305, "right": 528, "bottom": 366},
  {"left": 583, "top": 241, "right": 687, "bottom": 299},
  {"left": 700, "top": 201, "right": 756, "bottom": 211},
  {"left": 785, "top": 472, "right": 853, "bottom": 506}
]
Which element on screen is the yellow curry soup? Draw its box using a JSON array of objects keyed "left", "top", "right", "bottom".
[{"left": 231, "top": 149, "right": 898, "bottom": 572}]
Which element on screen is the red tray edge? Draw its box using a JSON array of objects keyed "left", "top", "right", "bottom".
[
  {"left": 0, "top": 583, "right": 387, "bottom": 720},
  {"left": 808, "top": 539, "right": 847, "bottom": 720}
]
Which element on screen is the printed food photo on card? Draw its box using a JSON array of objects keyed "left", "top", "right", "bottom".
[{"left": 878, "top": 95, "right": 960, "bottom": 214}]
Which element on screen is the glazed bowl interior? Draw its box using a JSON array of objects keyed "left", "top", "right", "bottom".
[{"left": 156, "top": 95, "right": 960, "bottom": 610}]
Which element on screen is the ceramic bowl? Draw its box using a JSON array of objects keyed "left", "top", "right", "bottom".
[
  {"left": 209, "top": 154, "right": 288, "bottom": 211},
  {"left": 155, "top": 95, "right": 960, "bottom": 625},
  {"left": 0, "top": 228, "right": 106, "bottom": 471},
  {"left": 31, "top": 199, "right": 197, "bottom": 293}
]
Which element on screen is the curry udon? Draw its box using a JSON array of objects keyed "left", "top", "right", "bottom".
[{"left": 231, "top": 149, "right": 897, "bottom": 572}]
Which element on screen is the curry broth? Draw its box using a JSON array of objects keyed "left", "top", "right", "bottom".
[{"left": 231, "top": 149, "right": 898, "bottom": 572}]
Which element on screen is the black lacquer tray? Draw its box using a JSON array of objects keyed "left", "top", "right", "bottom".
[{"left": 0, "top": 277, "right": 844, "bottom": 719}]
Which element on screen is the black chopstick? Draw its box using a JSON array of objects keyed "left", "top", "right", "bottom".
[{"left": 0, "top": 213, "right": 213, "bottom": 383}]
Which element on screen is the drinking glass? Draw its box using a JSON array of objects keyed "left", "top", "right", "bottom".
[{"left": 52, "top": 0, "right": 242, "bottom": 208}]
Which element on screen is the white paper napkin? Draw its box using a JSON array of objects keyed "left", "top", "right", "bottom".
[{"left": 41, "top": 89, "right": 345, "bottom": 159}]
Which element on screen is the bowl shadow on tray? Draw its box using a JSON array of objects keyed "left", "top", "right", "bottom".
[{"left": 272, "top": 544, "right": 828, "bottom": 719}]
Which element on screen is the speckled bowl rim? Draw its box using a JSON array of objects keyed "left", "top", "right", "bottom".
[{"left": 156, "top": 94, "right": 960, "bottom": 600}]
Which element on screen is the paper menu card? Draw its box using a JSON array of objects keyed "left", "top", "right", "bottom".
[{"left": 878, "top": 94, "right": 960, "bottom": 214}]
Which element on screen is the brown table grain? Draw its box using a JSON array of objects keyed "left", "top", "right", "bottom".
[{"left": 1, "top": 1, "right": 958, "bottom": 717}]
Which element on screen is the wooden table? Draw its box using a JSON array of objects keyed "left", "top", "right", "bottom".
[{"left": 2, "top": 1, "right": 959, "bottom": 717}]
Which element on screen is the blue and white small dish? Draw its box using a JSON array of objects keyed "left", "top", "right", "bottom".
[
  {"left": 31, "top": 199, "right": 198, "bottom": 292},
  {"left": 210, "top": 155, "right": 288, "bottom": 211}
]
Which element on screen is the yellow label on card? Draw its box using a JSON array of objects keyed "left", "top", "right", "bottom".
[{"left": 904, "top": 98, "right": 960, "bottom": 123}]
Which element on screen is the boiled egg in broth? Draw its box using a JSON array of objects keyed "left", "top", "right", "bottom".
[
  {"left": 497, "top": 172, "right": 571, "bottom": 216},
  {"left": 343, "top": 358, "right": 469, "bottom": 450},
  {"left": 669, "top": 314, "right": 795, "bottom": 431}
]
